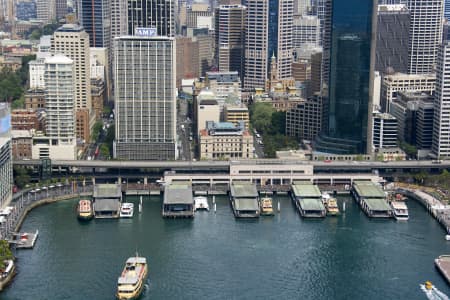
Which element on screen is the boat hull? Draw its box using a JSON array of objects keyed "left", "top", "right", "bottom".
[{"left": 77, "top": 213, "right": 93, "bottom": 221}]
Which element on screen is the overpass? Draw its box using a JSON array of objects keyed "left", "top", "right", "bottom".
[{"left": 13, "top": 158, "right": 450, "bottom": 172}]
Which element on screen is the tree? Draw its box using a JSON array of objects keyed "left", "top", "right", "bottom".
[
  {"left": 100, "top": 143, "right": 110, "bottom": 158},
  {"left": 270, "top": 111, "right": 286, "bottom": 135},
  {"left": 13, "top": 166, "right": 30, "bottom": 189},
  {"left": 0, "top": 240, "right": 13, "bottom": 270},
  {"left": 250, "top": 102, "right": 274, "bottom": 134},
  {"left": 91, "top": 121, "right": 103, "bottom": 142}
]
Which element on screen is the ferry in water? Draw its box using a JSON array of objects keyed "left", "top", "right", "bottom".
[
  {"left": 120, "top": 203, "right": 134, "bottom": 218},
  {"left": 194, "top": 196, "right": 209, "bottom": 211},
  {"left": 325, "top": 198, "right": 340, "bottom": 216},
  {"left": 77, "top": 199, "right": 93, "bottom": 221},
  {"left": 390, "top": 201, "right": 409, "bottom": 221},
  {"left": 116, "top": 255, "right": 148, "bottom": 300},
  {"left": 260, "top": 197, "right": 274, "bottom": 216}
]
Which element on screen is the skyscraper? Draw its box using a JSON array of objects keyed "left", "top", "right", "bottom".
[
  {"left": 51, "top": 24, "right": 92, "bottom": 142},
  {"left": 432, "top": 42, "right": 450, "bottom": 158},
  {"left": 44, "top": 54, "right": 75, "bottom": 140},
  {"left": 407, "top": 0, "right": 444, "bottom": 74},
  {"left": 36, "top": 0, "right": 56, "bottom": 23},
  {"left": 215, "top": 4, "right": 246, "bottom": 79},
  {"left": 55, "top": 0, "right": 68, "bottom": 19},
  {"left": 0, "top": 103, "right": 13, "bottom": 207},
  {"left": 314, "top": 0, "right": 377, "bottom": 154},
  {"left": 114, "top": 35, "right": 176, "bottom": 160},
  {"left": 244, "top": 0, "right": 293, "bottom": 89},
  {"left": 375, "top": 4, "right": 409, "bottom": 74},
  {"left": 79, "top": 0, "right": 111, "bottom": 48},
  {"left": 128, "top": 0, "right": 175, "bottom": 37},
  {"left": 444, "top": 0, "right": 450, "bottom": 19}
]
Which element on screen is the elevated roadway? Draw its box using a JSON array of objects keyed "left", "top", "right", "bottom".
[{"left": 13, "top": 159, "right": 450, "bottom": 171}]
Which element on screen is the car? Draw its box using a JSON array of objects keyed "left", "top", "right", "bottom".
[
  {"left": 256, "top": 133, "right": 261, "bottom": 138},
  {"left": 324, "top": 159, "right": 331, "bottom": 163}
]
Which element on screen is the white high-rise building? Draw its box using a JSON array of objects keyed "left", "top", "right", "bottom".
[
  {"left": 292, "top": 15, "right": 321, "bottom": 48},
  {"left": 407, "top": 0, "right": 444, "bottom": 74},
  {"left": 432, "top": 42, "right": 450, "bottom": 158},
  {"left": 114, "top": 35, "right": 177, "bottom": 160},
  {"left": 32, "top": 54, "right": 77, "bottom": 160},
  {"left": 44, "top": 55, "right": 76, "bottom": 140}
]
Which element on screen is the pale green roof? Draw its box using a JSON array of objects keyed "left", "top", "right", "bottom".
[
  {"left": 234, "top": 198, "right": 259, "bottom": 211},
  {"left": 231, "top": 183, "right": 258, "bottom": 198},
  {"left": 93, "top": 184, "right": 122, "bottom": 198},
  {"left": 353, "top": 181, "right": 385, "bottom": 198},
  {"left": 164, "top": 184, "right": 193, "bottom": 204},
  {"left": 299, "top": 198, "right": 325, "bottom": 211},
  {"left": 291, "top": 184, "right": 321, "bottom": 198},
  {"left": 364, "top": 198, "right": 391, "bottom": 211}
]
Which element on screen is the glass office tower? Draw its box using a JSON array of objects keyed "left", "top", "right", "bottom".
[{"left": 315, "top": 0, "right": 377, "bottom": 154}]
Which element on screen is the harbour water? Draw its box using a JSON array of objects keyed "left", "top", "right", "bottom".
[{"left": 3, "top": 195, "right": 450, "bottom": 299}]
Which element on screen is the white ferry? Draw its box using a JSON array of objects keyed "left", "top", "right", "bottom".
[
  {"left": 194, "top": 196, "right": 209, "bottom": 211},
  {"left": 390, "top": 201, "right": 409, "bottom": 221},
  {"left": 120, "top": 203, "right": 134, "bottom": 218}
]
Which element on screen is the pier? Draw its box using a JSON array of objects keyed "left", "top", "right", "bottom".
[
  {"left": 290, "top": 182, "right": 326, "bottom": 218},
  {"left": 435, "top": 255, "right": 450, "bottom": 284},
  {"left": 351, "top": 181, "right": 392, "bottom": 218},
  {"left": 229, "top": 182, "right": 260, "bottom": 218},
  {"left": 162, "top": 183, "right": 194, "bottom": 218},
  {"left": 9, "top": 230, "right": 39, "bottom": 249}
]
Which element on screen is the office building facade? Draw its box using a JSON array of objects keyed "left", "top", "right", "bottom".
[
  {"left": 315, "top": 0, "right": 377, "bottom": 154},
  {"left": 407, "top": 0, "right": 444, "bottom": 74},
  {"left": 432, "top": 42, "right": 450, "bottom": 158},
  {"left": 215, "top": 4, "right": 246, "bottom": 78},
  {"left": 79, "top": 0, "right": 111, "bottom": 48},
  {"left": 0, "top": 103, "right": 13, "bottom": 207},
  {"left": 128, "top": 0, "right": 175, "bottom": 37},
  {"left": 114, "top": 36, "right": 176, "bottom": 160}
]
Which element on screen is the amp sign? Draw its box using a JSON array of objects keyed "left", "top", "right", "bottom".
[{"left": 135, "top": 27, "right": 157, "bottom": 37}]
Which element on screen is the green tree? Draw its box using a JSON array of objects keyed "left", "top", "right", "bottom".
[
  {"left": 13, "top": 166, "right": 31, "bottom": 189},
  {"left": 0, "top": 240, "right": 13, "bottom": 270},
  {"left": 100, "top": 143, "right": 110, "bottom": 158},
  {"left": 250, "top": 102, "right": 274, "bottom": 134},
  {"left": 91, "top": 121, "right": 103, "bottom": 142}
]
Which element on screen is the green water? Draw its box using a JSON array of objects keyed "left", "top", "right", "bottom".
[{"left": 3, "top": 195, "right": 450, "bottom": 299}]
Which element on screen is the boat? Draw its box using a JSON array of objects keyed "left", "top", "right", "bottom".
[
  {"left": 194, "top": 196, "right": 209, "bottom": 211},
  {"left": 77, "top": 199, "right": 93, "bottom": 220},
  {"left": 0, "top": 260, "right": 15, "bottom": 291},
  {"left": 260, "top": 197, "right": 274, "bottom": 216},
  {"left": 420, "top": 280, "right": 450, "bottom": 299},
  {"left": 116, "top": 255, "right": 148, "bottom": 300},
  {"left": 325, "top": 197, "right": 340, "bottom": 216},
  {"left": 390, "top": 201, "right": 409, "bottom": 221},
  {"left": 120, "top": 203, "right": 134, "bottom": 218}
]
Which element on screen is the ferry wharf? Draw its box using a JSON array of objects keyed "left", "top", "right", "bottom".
[{"left": 435, "top": 255, "right": 450, "bottom": 284}]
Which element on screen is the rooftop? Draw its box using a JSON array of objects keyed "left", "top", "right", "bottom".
[
  {"left": 230, "top": 183, "right": 258, "bottom": 198},
  {"left": 353, "top": 181, "right": 385, "bottom": 199},
  {"left": 299, "top": 198, "right": 325, "bottom": 211},
  {"left": 164, "top": 184, "right": 193, "bottom": 204},
  {"left": 234, "top": 198, "right": 259, "bottom": 211},
  {"left": 93, "top": 184, "right": 122, "bottom": 198},
  {"left": 291, "top": 183, "right": 321, "bottom": 198},
  {"left": 364, "top": 198, "right": 391, "bottom": 211}
]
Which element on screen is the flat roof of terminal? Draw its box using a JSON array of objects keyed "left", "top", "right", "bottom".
[
  {"left": 230, "top": 183, "right": 258, "bottom": 198},
  {"left": 93, "top": 184, "right": 122, "bottom": 198},
  {"left": 164, "top": 184, "right": 193, "bottom": 204},
  {"left": 353, "top": 181, "right": 385, "bottom": 198},
  {"left": 364, "top": 198, "right": 391, "bottom": 211},
  {"left": 291, "top": 183, "right": 321, "bottom": 198},
  {"left": 299, "top": 198, "right": 325, "bottom": 211},
  {"left": 234, "top": 198, "right": 259, "bottom": 211}
]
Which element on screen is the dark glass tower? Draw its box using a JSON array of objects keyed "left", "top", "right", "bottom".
[
  {"left": 79, "top": 0, "right": 111, "bottom": 48},
  {"left": 128, "top": 0, "right": 175, "bottom": 37},
  {"left": 315, "top": 0, "right": 377, "bottom": 154}
]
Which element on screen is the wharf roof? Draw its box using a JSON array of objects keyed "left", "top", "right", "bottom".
[
  {"left": 291, "top": 183, "right": 321, "bottom": 198},
  {"left": 299, "top": 198, "right": 325, "bottom": 211},
  {"left": 234, "top": 198, "right": 259, "bottom": 211},
  {"left": 164, "top": 184, "right": 193, "bottom": 204},
  {"left": 363, "top": 198, "right": 391, "bottom": 211},
  {"left": 390, "top": 201, "right": 408, "bottom": 210},
  {"left": 353, "top": 181, "right": 385, "bottom": 198},
  {"left": 93, "top": 198, "right": 120, "bottom": 212},
  {"left": 93, "top": 184, "right": 122, "bottom": 199},
  {"left": 230, "top": 183, "right": 258, "bottom": 198}
]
